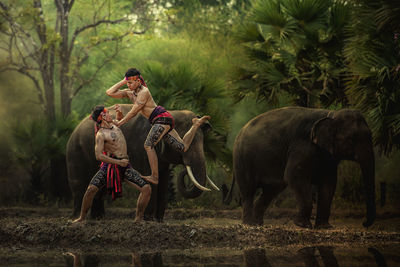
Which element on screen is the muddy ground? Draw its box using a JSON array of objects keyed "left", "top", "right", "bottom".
[{"left": 0, "top": 206, "right": 399, "bottom": 255}]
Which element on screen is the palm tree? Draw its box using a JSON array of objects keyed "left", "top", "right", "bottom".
[
  {"left": 344, "top": 0, "right": 400, "bottom": 154},
  {"left": 233, "top": 0, "right": 350, "bottom": 108}
]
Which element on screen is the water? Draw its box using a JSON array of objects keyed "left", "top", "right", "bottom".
[{"left": 1, "top": 245, "right": 399, "bottom": 266}]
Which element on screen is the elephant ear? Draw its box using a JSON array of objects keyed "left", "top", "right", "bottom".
[{"left": 310, "top": 117, "right": 335, "bottom": 154}]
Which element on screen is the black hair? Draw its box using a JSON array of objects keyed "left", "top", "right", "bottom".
[
  {"left": 125, "top": 68, "right": 141, "bottom": 78},
  {"left": 91, "top": 105, "right": 105, "bottom": 122}
]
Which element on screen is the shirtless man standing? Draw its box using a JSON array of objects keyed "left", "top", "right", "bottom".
[
  {"left": 106, "top": 68, "right": 211, "bottom": 185},
  {"left": 72, "top": 105, "right": 151, "bottom": 224}
]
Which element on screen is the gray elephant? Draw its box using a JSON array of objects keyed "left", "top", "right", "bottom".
[
  {"left": 232, "top": 107, "right": 376, "bottom": 228},
  {"left": 66, "top": 104, "right": 216, "bottom": 221}
]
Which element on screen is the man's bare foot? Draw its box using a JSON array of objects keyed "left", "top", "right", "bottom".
[
  {"left": 134, "top": 217, "right": 143, "bottom": 222},
  {"left": 70, "top": 217, "right": 85, "bottom": 224},
  {"left": 64, "top": 252, "right": 78, "bottom": 257},
  {"left": 192, "top": 115, "right": 211, "bottom": 126},
  {"left": 143, "top": 175, "right": 159, "bottom": 185}
]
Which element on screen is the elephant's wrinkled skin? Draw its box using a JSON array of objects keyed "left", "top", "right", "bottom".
[
  {"left": 67, "top": 104, "right": 209, "bottom": 221},
  {"left": 233, "top": 107, "right": 376, "bottom": 228}
]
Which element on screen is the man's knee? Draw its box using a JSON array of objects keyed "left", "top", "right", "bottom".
[
  {"left": 164, "top": 135, "right": 185, "bottom": 152},
  {"left": 142, "top": 184, "right": 151, "bottom": 196},
  {"left": 173, "top": 142, "right": 185, "bottom": 153},
  {"left": 144, "top": 143, "right": 153, "bottom": 151},
  {"left": 86, "top": 184, "right": 99, "bottom": 196}
]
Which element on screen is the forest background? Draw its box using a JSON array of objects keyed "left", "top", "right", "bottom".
[{"left": 0, "top": 0, "right": 399, "bottom": 212}]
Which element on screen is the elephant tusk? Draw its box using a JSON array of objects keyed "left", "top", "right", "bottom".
[
  {"left": 207, "top": 175, "right": 220, "bottom": 191},
  {"left": 185, "top": 166, "right": 211, "bottom": 191}
]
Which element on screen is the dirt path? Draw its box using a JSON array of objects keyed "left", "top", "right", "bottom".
[{"left": 0, "top": 207, "right": 399, "bottom": 253}]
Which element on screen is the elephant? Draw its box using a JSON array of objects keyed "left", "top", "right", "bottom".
[
  {"left": 231, "top": 107, "right": 376, "bottom": 229},
  {"left": 66, "top": 104, "right": 216, "bottom": 222}
]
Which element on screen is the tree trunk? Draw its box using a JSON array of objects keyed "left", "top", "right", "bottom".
[
  {"left": 42, "top": 71, "right": 56, "bottom": 120},
  {"left": 58, "top": 1, "right": 72, "bottom": 117}
]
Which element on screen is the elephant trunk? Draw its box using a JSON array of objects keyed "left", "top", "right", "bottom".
[{"left": 356, "top": 144, "right": 376, "bottom": 227}]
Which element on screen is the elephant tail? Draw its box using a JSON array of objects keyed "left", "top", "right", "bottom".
[{"left": 222, "top": 173, "right": 235, "bottom": 205}]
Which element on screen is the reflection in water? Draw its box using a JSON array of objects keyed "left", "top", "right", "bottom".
[
  {"left": 132, "top": 252, "right": 163, "bottom": 267},
  {"left": 298, "top": 246, "right": 339, "bottom": 267},
  {"left": 243, "top": 248, "right": 272, "bottom": 267},
  {"left": 63, "top": 246, "right": 390, "bottom": 267},
  {"left": 65, "top": 251, "right": 163, "bottom": 267},
  {"left": 65, "top": 252, "right": 100, "bottom": 267},
  {"left": 368, "top": 247, "right": 388, "bottom": 267}
]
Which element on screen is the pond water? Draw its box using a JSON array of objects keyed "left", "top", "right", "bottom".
[{"left": 1, "top": 245, "right": 399, "bottom": 266}]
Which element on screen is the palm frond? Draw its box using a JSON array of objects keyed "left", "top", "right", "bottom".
[
  {"left": 250, "top": 0, "right": 285, "bottom": 26},
  {"left": 281, "top": 0, "right": 331, "bottom": 23},
  {"left": 330, "top": 0, "right": 350, "bottom": 32},
  {"left": 235, "top": 22, "right": 265, "bottom": 43},
  {"left": 375, "top": 0, "right": 400, "bottom": 32}
]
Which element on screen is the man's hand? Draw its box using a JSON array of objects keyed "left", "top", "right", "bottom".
[
  {"left": 118, "top": 159, "right": 129, "bottom": 167},
  {"left": 114, "top": 104, "right": 124, "bottom": 120},
  {"left": 115, "top": 104, "right": 122, "bottom": 113},
  {"left": 113, "top": 120, "right": 122, "bottom": 127},
  {"left": 119, "top": 78, "right": 127, "bottom": 86}
]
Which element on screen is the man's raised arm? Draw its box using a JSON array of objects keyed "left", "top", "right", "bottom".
[{"left": 106, "top": 79, "right": 128, "bottom": 98}]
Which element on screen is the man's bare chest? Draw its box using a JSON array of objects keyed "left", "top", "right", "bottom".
[
  {"left": 103, "top": 128, "right": 124, "bottom": 144},
  {"left": 126, "top": 91, "right": 138, "bottom": 103}
]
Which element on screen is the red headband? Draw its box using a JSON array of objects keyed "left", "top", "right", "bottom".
[
  {"left": 126, "top": 76, "right": 140, "bottom": 81},
  {"left": 96, "top": 108, "right": 107, "bottom": 123},
  {"left": 125, "top": 75, "right": 147, "bottom": 87}
]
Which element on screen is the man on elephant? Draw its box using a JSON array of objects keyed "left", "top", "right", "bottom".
[
  {"left": 106, "top": 68, "right": 211, "bottom": 185},
  {"left": 72, "top": 105, "right": 151, "bottom": 224}
]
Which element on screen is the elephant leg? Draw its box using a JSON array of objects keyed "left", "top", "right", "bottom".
[
  {"left": 90, "top": 191, "right": 105, "bottom": 219},
  {"left": 253, "top": 183, "right": 286, "bottom": 225},
  {"left": 236, "top": 167, "right": 257, "bottom": 225},
  {"left": 315, "top": 171, "right": 337, "bottom": 229},
  {"left": 155, "top": 164, "right": 170, "bottom": 222},
  {"left": 290, "top": 183, "right": 313, "bottom": 228},
  {"left": 285, "top": 154, "right": 313, "bottom": 228},
  {"left": 241, "top": 184, "right": 257, "bottom": 225},
  {"left": 68, "top": 154, "right": 97, "bottom": 217},
  {"left": 72, "top": 187, "right": 85, "bottom": 217},
  {"left": 70, "top": 176, "right": 90, "bottom": 217},
  {"left": 144, "top": 184, "right": 157, "bottom": 221}
]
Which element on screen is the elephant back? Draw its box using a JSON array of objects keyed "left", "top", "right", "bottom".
[
  {"left": 235, "top": 107, "right": 330, "bottom": 146},
  {"left": 233, "top": 107, "right": 330, "bottom": 175}
]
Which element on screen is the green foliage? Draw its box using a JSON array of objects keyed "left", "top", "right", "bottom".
[
  {"left": 0, "top": 0, "right": 154, "bottom": 120},
  {"left": 161, "top": 0, "right": 247, "bottom": 37},
  {"left": 234, "top": 0, "right": 350, "bottom": 108},
  {"left": 343, "top": 0, "right": 400, "bottom": 155},
  {"left": 12, "top": 118, "right": 52, "bottom": 201},
  {"left": 376, "top": 151, "right": 400, "bottom": 205},
  {"left": 10, "top": 115, "right": 78, "bottom": 203}
]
